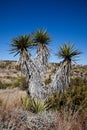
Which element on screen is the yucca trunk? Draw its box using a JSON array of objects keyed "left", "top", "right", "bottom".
[
  {"left": 34, "top": 43, "right": 49, "bottom": 76},
  {"left": 51, "top": 60, "right": 71, "bottom": 93},
  {"left": 19, "top": 50, "right": 29, "bottom": 76},
  {"left": 29, "top": 71, "right": 47, "bottom": 99},
  {"left": 28, "top": 43, "right": 49, "bottom": 99},
  {"left": 19, "top": 49, "right": 47, "bottom": 99}
]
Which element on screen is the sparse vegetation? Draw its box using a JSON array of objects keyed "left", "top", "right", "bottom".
[
  {"left": 13, "top": 76, "right": 28, "bottom": 90},
  {"left": 0, "top": 61, "right": 13, "bottom": 69},
  {"left": 0, "top": 99, "right": 2, "bottom": 106},
  {"left": 70, "top": 77, "right": 85, "bottom": 86},
  {"left": 15, "top": 64, "right": 21, "bottom": 71},
  {"left": 0, "top": 76, "right": 27, "bottom": 90},
  {"left": 46, "top": 85, "right": 87, "bottom": 113},
  {"left": 0, "top": 81, "right": 12, "bottom": 89},
  {"left": 0, "top": 63, "right": 6, "bottom": 68},
  {"left": 56, "top": 108, "right": 87, "bottom": 130}
]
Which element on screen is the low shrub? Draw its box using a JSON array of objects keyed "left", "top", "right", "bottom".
[
  {"left": 0, "top": 81, "right": 12, "bottom": 89},
  {"left": 13, "top": 76, "right": 28, "bottom": 90},
  {"left": 15, "top": 64, "right": 21, "bottom": 71},
  {"left": 21, "top": 96, "right": 48, "bottom": 113},
  {"left": 6, "top": 76, "right": 11, "bottom": 79},
  {"left": 46, "top": 85, "right": 87, "bottom": 113},
  {"left": 0, "top": 76, "right": 28, "bottom": 90},
  {"left": 70, "top": 77, "right": 85, "bottom": 86},
  {"left": 0, "top": 63, "right": 6, "bottom": 68},
  {"left": 0, "top": 98, "right": 2, "bottom": 106},
  {"left": 4, "top": 83, "right": 12, "bottom": 88},
  {"left": 0, "top": 81, "right": 7, "bottom": 89}
]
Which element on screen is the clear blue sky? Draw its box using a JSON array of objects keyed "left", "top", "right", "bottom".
[{"left": 0, "top": 0, "right": 87, "bottom": 64}]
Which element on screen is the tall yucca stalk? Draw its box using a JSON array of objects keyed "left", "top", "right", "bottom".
[
  {"left": 10, "top": 35, "right": 34, "bottom": 81},
  {"left": 33, "top": 29, "right": 51, "bottom": 74},
  {"left": 51, "top": 43, "right": 81, "bottom": 92}
]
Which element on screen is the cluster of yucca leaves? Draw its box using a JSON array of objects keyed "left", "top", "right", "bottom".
[
  {"left": 46, "top": 85, "right": 87, "bottom": 113},
  {"left": 21, "top": 96, "right": 48, "bottom": 113}
]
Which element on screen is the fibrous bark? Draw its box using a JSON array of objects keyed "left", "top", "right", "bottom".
[
  {"left": 19, "top": 50, "right": 32, "bottom": 83},
  {"left": 50, "top": 61, "right": 71, "bottom": 93},
  {"left": 19, "top": 49, "right": 47, "bottom": 99},
  {"left": 29, "top": 72, "right": 47, "bottom": 99},
  {"left": 28, "top": 46, "right": 49, "bottom": 99},
  {"left": 34, "top": 46, "right": 49, "bottom": 76}
]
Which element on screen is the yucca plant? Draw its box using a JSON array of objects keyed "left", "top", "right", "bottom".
[
  {"left": 57, "top": 43, "right": 81, "bottom": 86},
  {"left": 56, "top": 43, "right": 81, "bottom": 62},
  {"left": 30, "top": 99, "right": 48, "bottom": 113},
  {"left": 10, "top": 35, "right": 33, "bottom": 56},
  {"left": 21, "top": 96, "right": 48, "bottom": 113},
  {"left": 51, "top": 43, "right": 81, "bottom": 92},
  {"left": 33, "top": 29, "right": 51, "bottom": 51},
  {"left": 10, "top": 35, "right": 33, "bottom": 75},
  {"left": 33, "top": 29, "right": 51, "bottom": 73}
]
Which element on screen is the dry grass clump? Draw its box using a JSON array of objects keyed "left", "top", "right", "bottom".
[
  {"left": 0, "top": 89, "right": 28, "bottom": 130},
  {"left": 0, "top": 88, "right": 27, "bottom": 110},
  {"left": 55, "top": 108, "right": 87, "bottom": 130}
]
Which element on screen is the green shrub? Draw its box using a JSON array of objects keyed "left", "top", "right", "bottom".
[
  {"left": 8, "top": 64, "right": 13, "bottom": 69},
  {"left": 5, "top": 83, "right": 12, "bottom": 88},
  {"left": 21, "top": 96, "right": 48, "bottom": 113},
  {"left": 46, "top": 92, "right": 65, "bottom": 111},
  {"left": 70, "top": 77, "right": 84, "bottom": 86},
  {"left": 0, "top": 99, "right": 2, "bottom": 106},
  {"left": 0, "top": 82, "right": 5, "bottom": 89},
  {"left": 6, "top": 76, "right": 11, "bottom": 79},
  {"left": 0, "top": 63, "right": 6, "bottom": 68},
  {"left": 15, "top": 64, "right": 21, "bottom": 71},
  {"left": 13, "top": 76, "right": 28, "bottom": 90},
  {"left": 0, "top": 81, "right": 13, "bottom": 89},
  {"left": 46, "top": 85, "right": 87, "bottom": 113},
  {"left": 44, "top": 77, "right": 51, "bottom": 85}
]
